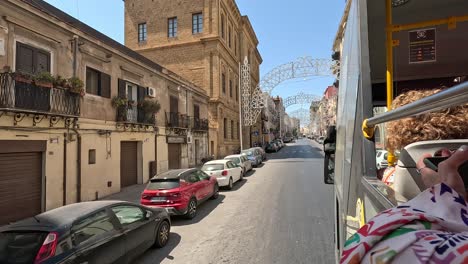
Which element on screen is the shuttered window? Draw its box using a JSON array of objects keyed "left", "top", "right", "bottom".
[
  {"left": 86, "top": 67, "right": 111, "bottom": 98},
  {"left": 15, "top": 42, "right": 50, "bottom": 74}
]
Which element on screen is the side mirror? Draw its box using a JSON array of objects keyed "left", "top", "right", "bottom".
[{"left": 324, "top": 153, "right": 335, "bottom": 185}]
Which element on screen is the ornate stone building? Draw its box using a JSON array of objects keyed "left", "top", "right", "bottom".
[{"left": 124, "top": 0, "right": 262, "bottom": 157}]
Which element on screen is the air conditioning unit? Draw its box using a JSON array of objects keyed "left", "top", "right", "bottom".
[{"left": 147, "top": 87, "right": 156, "bottom": 98}]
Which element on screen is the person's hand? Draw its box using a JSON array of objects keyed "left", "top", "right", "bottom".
[
  {"left": 438, "top": 145, "right": 468, "bottom": 200},
  {"left": 417, "top": 153, "right": 442, "bottom": 188},
  {"left": 417, "top": 148, "right": 453, "bottom": 188}
]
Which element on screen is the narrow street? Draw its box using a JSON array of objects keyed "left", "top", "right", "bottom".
[{"left": 134, "top": 139, "right": 335, "bottom": 264}]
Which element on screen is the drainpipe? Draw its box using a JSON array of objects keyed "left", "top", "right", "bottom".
[
  {"left": 63, "top": 133, "right": 67, "bottom": 206},
  {"left": 72, "top": 36, "right": 79, "bottom": 77},
  {"left": 72, "top": 128, "right": 82, "bottom": 203}
]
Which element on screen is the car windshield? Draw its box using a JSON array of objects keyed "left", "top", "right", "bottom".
[
  {"left": 147, "top": 179, "right": 180, "bottom": 190},
  {"left": 241, "top": 150, "right": 253, "bottom": 156},
  {"left": 202, "top": 164, "right": 224, "bottom": 171},
  {"left": 0, "top": 231, "right": 47, "bottom": 264},
  {"left": 226, "top": 158, "right": 240, "bottom": 164}
]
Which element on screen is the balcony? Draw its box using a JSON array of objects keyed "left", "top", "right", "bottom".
[
  {"left": 165, "top": 112, "right": 189, "bottom": 128},
  {"left": 116, "top": 105, "right": 156, "bottom": 125},
  {"left": 191, "top": 117, "right": 209, "bottom": 131},
  {"left": 0, "top": 73, "right": 80, "bottom": 117}
]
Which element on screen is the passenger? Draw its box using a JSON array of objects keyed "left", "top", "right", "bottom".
[
  {"left": 380, "top": 89, "right": 468, "bottom": 186},
  {"left": 341, "top": 146, "right": 468, "bottom": 263}
]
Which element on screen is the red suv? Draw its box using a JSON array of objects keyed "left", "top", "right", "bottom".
[{"left": 141, "top": 168, "right": 219, "bottom": 219}]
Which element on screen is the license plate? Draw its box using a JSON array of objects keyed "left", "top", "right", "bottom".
[{"left": 151, "top": 197, "right": 166, "bottom": 202}]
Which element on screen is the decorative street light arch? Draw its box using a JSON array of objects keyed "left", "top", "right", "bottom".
[
  {"left": 283, "top": 92, "right": 322, "bottom": 109},
  {"left": 241, "top": 56, "right": 338, "bottom": 126}
]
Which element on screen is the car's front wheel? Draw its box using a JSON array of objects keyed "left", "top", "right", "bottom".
[
  {"left": 153, "top": 220, "right": 170, "bottom": 248},
  {"left": 184, "top": 198, "right": 197, "bottom": 219},
  {"left": 210, "top": 184, "right": 219, "bottom": 200}
]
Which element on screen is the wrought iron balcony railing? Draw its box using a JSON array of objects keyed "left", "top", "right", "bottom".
[
  {"left": 165, "top": 112, "right": 189, "bottom": 128},
  {"left": 116, "top": 104, "right": 156, "bottom": 125},
  {"left": 0, "top": 73, "right": 80, "bottom": 116},
  {"left": 191, "top": 117, "right": 209, "bottom": 131}
]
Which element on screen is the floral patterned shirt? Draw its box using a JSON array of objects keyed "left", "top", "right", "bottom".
[{"left": 341, "top": 183, "right": 468, "bottom": 263}]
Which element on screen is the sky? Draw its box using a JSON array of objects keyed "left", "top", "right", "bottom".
[{"left": 44, "top": 0, "right": 344, "bottom": 116}]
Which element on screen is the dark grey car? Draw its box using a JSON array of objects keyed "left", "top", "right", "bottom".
[{"left": 0, "top": 200, "right": 170, "bottom": 264}]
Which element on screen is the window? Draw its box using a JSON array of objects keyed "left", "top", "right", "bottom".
[
  {"left": 221, "top": 14, "right": 225, "bottom": 39},
  {"left": 194, "top": 104, "right": 200, "bottom": 119},
  {"left": 168, "top": 17, "right": 178, "bottom": 37},
  {"left": 234, "top": 36, "right": 237, "bottom": 55},
  {"left": 111, "top": 206, "right": 145, "bottom": 226},
  {"left": 194, "top": 170, "right": 209, "bottom": 181},
  {"left": 86, "top": 67, "right": 111, "bottom": 98},
  {"left": 138, "top": 23, "right": 147, "bottom": 42},
  {"left": 15, "top": 42, "right": 50, "bottom": 75},
  {"left": 221, "top": 73, "right": 226, "bottom": 94},
  {"left": 224, "top": 118, "right": 227, "bottom": 138},
  {"left": 186, "top": 172, "right": 200, "bottom": 183},
  {"left": 226, "top": 161, "right": 235, "bottom": 169},
  {"left": 201, "top": 164, "right": 224, "bottom": 171},
  {"left": 192, "top": 13, "right": 203, "bottom": 34},
  {"left": 231, "top": 120, "right": 234, "bottom": 139},
  {"left": 237, "top": 121, "right": 240, "bottom": 139},
  {"left": 71, "top": 210, "right": 115, "bottom": 246},
  {"left": 229, "top": 79, "right": 233, "bottom": 97},
  {"left": 235, "top": 83, "right": 239, "bottom": 101},
  {"left": 88, "top": 149, "right": 96, "bottom": 164}
]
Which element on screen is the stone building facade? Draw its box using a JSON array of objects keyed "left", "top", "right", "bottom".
[
  {"left": 124, "top": 0, "right": 262, "bottom": 157},
  {"left": 0, "top": 0, "right": 209, "bottom": 225}
]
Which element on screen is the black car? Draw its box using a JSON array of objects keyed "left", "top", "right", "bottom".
[
  {"left": 265, "top": 142, "right": 279, "bottom": 153},
  {"left": 0, "top": 201, "right": 171, "bottom": 264}
]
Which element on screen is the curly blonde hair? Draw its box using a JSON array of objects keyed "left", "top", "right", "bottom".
[{"left": 386, "top": 89, "right": 468, "bottom": 152}]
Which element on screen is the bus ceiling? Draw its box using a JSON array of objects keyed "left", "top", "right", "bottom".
[{"left": 367, "top": 0, "right": 468, "bottom": 105}]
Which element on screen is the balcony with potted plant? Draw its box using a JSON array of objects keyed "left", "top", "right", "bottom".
[
  {"left": 112, "top": 96, "right": 159, "bottom": 126},
  {"left": 0, "top": 71, "right": 81, "bottom": 119}
]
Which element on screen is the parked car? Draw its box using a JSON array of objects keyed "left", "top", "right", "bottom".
[
  {"left": 376, "top": 150, "right": 389, "bottom": 170},
  {"left": 251, "top": 147, "right": 267, "bottom": 160},
  {"left": 224, "top": 154, "right": 253, "bottom": 175},
  {"left": 273, "top": 139, "right": 284, "bottom": 148},
  {"left": 0, "top": 201, "right": 170, "bottom": 264},
  {"left": 141, "top": 169, "right": 219, "bottom": 219},
  {"left": 241, "top": 148, "right": 263, "bottom": 167},
  {"left": 266, "top": 142, "right": 279, "bottom": 153},
  {"left": 283, "top": 137, "right": 292, "bottom": 143},
  {"left": 317, "top": 136, "right": 325, "bottom": 144},
  {"left": 202, "top": 160, "right": 243, "bottom": 190}
]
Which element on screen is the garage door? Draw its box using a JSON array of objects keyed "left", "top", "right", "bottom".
[
  {"left": 120, "top": 142, "right": 138, "bottom": 188},
  {"left": 0, "top": 152, "right": 42, "bottom": 225}
]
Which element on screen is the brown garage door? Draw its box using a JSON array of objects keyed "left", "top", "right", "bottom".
[
  {"left": 168, "top": 144, "right": 181, "bottom": 169},
  {"left": 0, "top": 152, "right": 42, "bottom": 225},
  {"left": 120, "top": 142, "right": 138, "bottom": 188}
]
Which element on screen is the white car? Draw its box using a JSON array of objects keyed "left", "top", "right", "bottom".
[
  {"left": 201, "top": 160, "right": 243, "bottom": 190},
  {"left": 376, "top": 150, "right": 389, "bottom": 170},
  {"left": 224, "top": 154, "right": 253, "bottom": 175}
]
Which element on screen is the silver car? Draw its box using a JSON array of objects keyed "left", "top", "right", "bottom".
[
  {"left": 225, "top": 154, "right": 253, "bottom": 175},
  {"left": 241, "top": 148, "right": 263, "bottom": 167}
]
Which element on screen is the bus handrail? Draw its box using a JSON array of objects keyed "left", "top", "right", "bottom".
[{"left": 363, "top": 81, "right": 468, "bottom": 130}]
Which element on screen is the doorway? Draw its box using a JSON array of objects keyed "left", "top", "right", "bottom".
[{"left": 168, "top": 144, "right": 181, "bottom": 169}]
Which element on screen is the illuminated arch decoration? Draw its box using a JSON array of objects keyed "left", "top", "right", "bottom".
[
  {"left": 283, "top": 92, "right": 322, "bottom": 109},
  {"left": 289, "top": 108, "right": 311, "bottom": 126}
]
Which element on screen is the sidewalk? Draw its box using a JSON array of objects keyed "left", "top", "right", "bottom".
[{"left": 100, "top": 184, "right": 145, "bottom": 204}]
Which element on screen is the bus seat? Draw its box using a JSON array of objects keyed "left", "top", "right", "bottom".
[{"left": 393, "top": 139, "right": 468, "bottom": 200}]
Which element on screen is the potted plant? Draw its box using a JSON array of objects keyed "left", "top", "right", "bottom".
[
  {"left": 128, "top": 100, "right": 137, "bottom": 108},
  {"left": 68, "top": 77, "right": 85, "bottom": 96},
  {"left": 33, "top": 72, "right": 54, "bottom": 88},
  {"left": 13, "top": 71, "right": 33, "bottom": 84},
  {"left": 53, "top": 75, "right": 68, "bottom": 89},
  {"left": 112, "top": 96, "right": 128, "bottom": 122},
  {"left": 138, "top": 99, "right": 161, "bottom": 123}
]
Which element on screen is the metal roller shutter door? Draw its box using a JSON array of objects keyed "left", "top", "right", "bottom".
[{"left": 0, "top": 152, "right": 42, "bottom": 225}]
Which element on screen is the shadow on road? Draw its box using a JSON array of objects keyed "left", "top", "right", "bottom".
[
  {"left": 244, "top": 169, "right": 256, "bottom": 177},
  {"left": 134, "top": 232, "right": 181, "bottom": 264},
  {"left": 221, "top": 177, "right": 247, "bottom": 191},
  {"left": 266, "top": 145, "right": 324, "bottom": 160},
  {"left": 171, "top": 194, "right": 226, "bottom": 226}
]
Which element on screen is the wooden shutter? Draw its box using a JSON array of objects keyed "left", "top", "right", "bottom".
[
  {"left": 118, "top": 79, "right": 126, "bottom": 98},
  {"left": 16, "top": 43, "right": 34, "bottom": 74},
  {"left": 137, "top": 86, "right": 146, "bottom": 122},
  {"left": 35, "top": 50, "right": 50, "bottom": 73},
  {"left": 100, "top": 73, "right": 111, "bottom": 98},
  {"left": 194, "top": 105, "right": 200, "bottom": 119}
]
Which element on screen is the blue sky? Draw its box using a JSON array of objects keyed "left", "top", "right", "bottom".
[{"left": 45, "top": 0, "right": 344, "bottom": 115}]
